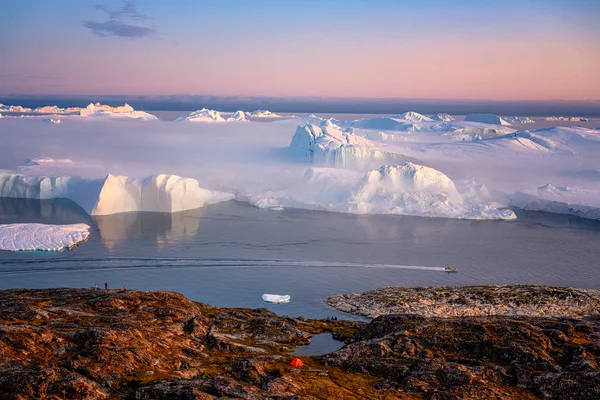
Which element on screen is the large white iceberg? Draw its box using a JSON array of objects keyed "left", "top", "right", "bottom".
[
  {"left": 90, "top": 174, "right": 234, "bottom": 215},
  {"left": 79, "top": 103, "right": 157, "bottom": 120},
  {"left": 177, "top": 108, "right": 225, "bottom": 122},
  {"left": 464, "top": 113, "right": 511, "bottom": 126},
  {"left": 0, "top": 172, "right": 234, "bottom": 215},
  {"left": 248, "top": 163, "right": 516, "bottom": 220},
  {"left": 0, "top": 223, "right": 90, "bottom": 252},
  {"left": 289, "top": 122, "right": 415, "bottom": 169},
  {"left": 511, "top": 184, "right": 600, "bottom": 220}
]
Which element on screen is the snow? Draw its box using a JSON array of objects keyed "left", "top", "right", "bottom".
[
  {"left": 79, "top": 103, "right": 157, "bottom": 120},
  {"left": 0, "top": 223, "right": 90, "bottom": 252},
  {"left": 464, "top": 113, "right": 511, "bottom": 126}
]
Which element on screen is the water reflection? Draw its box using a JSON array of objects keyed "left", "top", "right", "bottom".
[
  {"left": 0, "top": 197, "right": 92, "bottom": 225},
  {"left": 93, "top": 209, "right": 202, "bottom": 250}
]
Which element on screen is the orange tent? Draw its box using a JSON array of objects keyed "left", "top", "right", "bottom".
[{"left": 290, "top": 358, "right": 304, "bottom": 367}]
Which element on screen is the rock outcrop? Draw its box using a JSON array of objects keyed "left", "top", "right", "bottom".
[
  {"left": 1, "top": 287, "right": 598, "bottom": 399},
  {"left": 326, "top": 285, "right": 600, "bottom": 319}
]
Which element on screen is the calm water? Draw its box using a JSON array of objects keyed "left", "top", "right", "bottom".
[{"left": 1, "top": 198, "right": 599, "bottom": 319}]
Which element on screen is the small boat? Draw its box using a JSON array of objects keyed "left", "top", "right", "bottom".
[
  {"left": 444, "top": 267, "right": 457, "bottom": 273},
  {"left": 262, "top": 294, "right": 291, "bottom": 304}
]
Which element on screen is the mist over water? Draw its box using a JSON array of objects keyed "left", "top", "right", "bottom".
[{"left": 1, "top": 199, "right": 599, "bottom": 319}]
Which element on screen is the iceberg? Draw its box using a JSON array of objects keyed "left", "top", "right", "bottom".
[
  {"left": 464, "top": 113, "right": 511, "bottom": 126},
  {"left": 546, "top": 116, "right": 588, "bottom": 122},
  {"left": 33, "top": 105, "right": 81, "bottom": 114},
  {"left": 79, "top": 103, "right": 158, "bottom": 120},
  {"left": 390, "top": 111, "right": 434, "bottom": 122},
  {"left": 90, "top": 174, "right": 234, "bottom": 215},
  {"left": 177, "top": 108, "right": 225, "bottom": 122},
  {"left": 43, "top": 118, "right": 61, "bottom": 124},
  {"left": 248, "top": 109, "right": 281, "bottom": 118},
  {"left": 503, "top": 116, "right": 535, "bottom": 124},
  {"left": 248, "top": 163, "right": 516, "bottom": 220},
  {"left": 430, "top": 113, "right": 455, "bottom": 122},
  {"left": 262, "top": 294, "right": 291, "bottom": 304},
  {"left": 0, "top": 172, "right": 234, "bottom": 216},
  {"left": 0, "top": 223, "right": 90, "bottom": 252},
  {"left": 228, "top": 110, "right": 248, "bottom": 121},
  {"left": 0, "top": 104, "right": 32, "bottom": 113},
  {"left": 289, "top": 122, "right": 415, "bottom": 169},
  {"left": 511, "top": 184, "right": 600, "bottom": 221}
]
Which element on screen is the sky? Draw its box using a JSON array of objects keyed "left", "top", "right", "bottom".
[{"left": 1, "top": 0, "right": 599, "bottom": 100}]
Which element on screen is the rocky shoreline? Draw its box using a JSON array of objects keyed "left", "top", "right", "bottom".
[
  {"left": 325, "top": 285, "right": 600, "bottom": 319},
  {"left": 0, "top": 287, "right": 599, "bottom": 399}
]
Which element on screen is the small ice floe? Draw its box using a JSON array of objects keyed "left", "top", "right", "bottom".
[
  {"left": 262, "top": 294, "right": 291, "bottom": 304},
  {"left": 0, "top": 223, "right": 90, "bottom": 252}
]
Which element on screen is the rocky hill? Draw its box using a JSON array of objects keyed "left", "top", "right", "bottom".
[{"left": 0, "top": 287, "right": 599, "bottom": 399}]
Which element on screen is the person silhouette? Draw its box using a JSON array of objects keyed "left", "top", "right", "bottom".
[{"left": 104, "top": 283, "right": 108, "bottom": 290}]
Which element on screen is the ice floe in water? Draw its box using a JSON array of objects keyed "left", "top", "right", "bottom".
[
  {"left": 0, "top": 223, "right": 90, "bottom": 252},
  {"left": 79, "top": 103, "right": 157, "bottom": 120}
]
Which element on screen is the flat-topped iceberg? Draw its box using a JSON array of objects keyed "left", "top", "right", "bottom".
[
  {"left": 0, "top": 223, "right": 90, "bottom": 252},
  {"left": 464, "top": 113, "right": 511, "bottom": 126},
  {"left": 79, "top": 103, "right": 157, "bottom": 120},
  {"left": 91, "top": 174, "right": 234, "bottom": 215},
  {"left": 511, "top": 183, "right": 600, "bottom": 220},
  {"left": 289, "top": 121, "right": 415, "bottom": 169},
  {"left": 0, "top": 172, "right": 234, "bottom": 216}
]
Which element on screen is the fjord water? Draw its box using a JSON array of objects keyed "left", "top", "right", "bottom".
[{"left": 1, "top": 198, "right": 599, "bottom": 319}]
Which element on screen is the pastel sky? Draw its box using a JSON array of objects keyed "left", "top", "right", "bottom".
[{"left": 1, "top": 0, "right": 599, "bottom": 100}]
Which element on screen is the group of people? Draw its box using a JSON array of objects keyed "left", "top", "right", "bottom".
[{"left": 326, "top": 316, "right": 338, "bottom": 321}]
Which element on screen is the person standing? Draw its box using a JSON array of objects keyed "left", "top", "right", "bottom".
[{"left": 104, "top": 283, "right": 108, "bottom": 290}]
